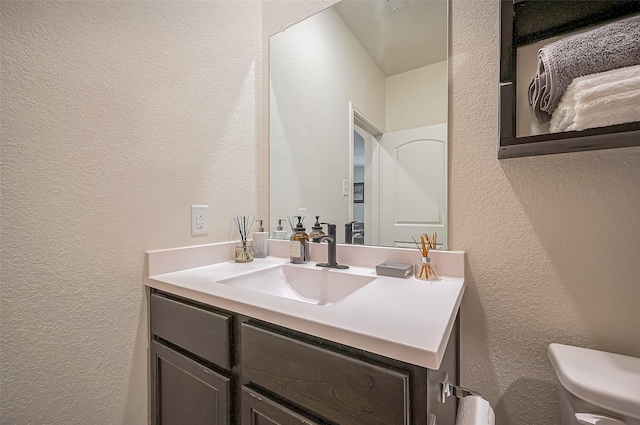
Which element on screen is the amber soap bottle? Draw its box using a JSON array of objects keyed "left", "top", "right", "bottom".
[{"left": 289, "top": 216, "right": 309, "bottom": 264}]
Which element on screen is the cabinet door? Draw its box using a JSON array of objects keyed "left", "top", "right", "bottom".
[
  {"left": 151, "top": 340, "right": 230, "bottom": 425},
  {"left": 242, "top": 324, "right": 410, "bottom": 425},
  {"left": 242, "top": 387, "right": 324, "bottom": 425}
]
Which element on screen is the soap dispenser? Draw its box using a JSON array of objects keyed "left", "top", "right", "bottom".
[
  {"left": 273, "top": 219, "right": 287, "bottom": 240},
  {"left": 252, "top": 219, "right": 269, "bottom": 258},
  {"left": 308, "top": 216, "right": 325, "bottom": 242},
  {"left": 289, "top": 216, "right": 309, "bottom": 264}
]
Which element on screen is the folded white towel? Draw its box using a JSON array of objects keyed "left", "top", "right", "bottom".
[{"left": 550, "top": 65, "right": 640, "bottom": 133}]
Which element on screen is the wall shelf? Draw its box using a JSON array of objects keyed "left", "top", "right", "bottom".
[{"left": 499, "top": 0, "right": 640, "bottom": 159}]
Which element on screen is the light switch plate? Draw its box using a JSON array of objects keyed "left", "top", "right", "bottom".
[{"left": 191, "top": 205, "right": 208, "bottom": 235}]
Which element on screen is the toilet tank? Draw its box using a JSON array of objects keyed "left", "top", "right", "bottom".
[{"left": 548, "top": 343, "right": 640, "bottom": 425}]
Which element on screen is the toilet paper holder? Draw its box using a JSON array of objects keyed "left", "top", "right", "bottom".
[{"left": 440, "top": 373, "right": 486, "bottom": 403}]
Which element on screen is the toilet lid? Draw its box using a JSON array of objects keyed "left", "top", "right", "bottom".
[{"left": 548, "top": 343, "right": 640, "bottom": 420}]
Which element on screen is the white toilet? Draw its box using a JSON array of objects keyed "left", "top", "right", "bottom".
[{"left": 549, "top": 343, "right": 640, "bottom": 425}]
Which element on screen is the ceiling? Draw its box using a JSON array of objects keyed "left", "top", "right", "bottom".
[{"left": 333, "top": 0, "right": 448, "bottom": 77}]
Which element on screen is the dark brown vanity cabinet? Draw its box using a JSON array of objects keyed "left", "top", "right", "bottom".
[
  {"left": 242, "top": 324, "right": 412, "bottom": 425},
  {"left": 149, "top": 290, "right": 459, "bottom": 425},
  {"left": 150, "top": 293, "right": 232, "bottom": 425},
  {"left": 242, "top": 386, "right": 327, "bottom": 425},
  {"left": 150, "top": 341, "right": 231, "bottom": 425}
]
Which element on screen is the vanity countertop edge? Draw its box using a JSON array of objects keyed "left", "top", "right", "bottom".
[{"left": 145, "top": 241, "right": 466, "bottom": 370}]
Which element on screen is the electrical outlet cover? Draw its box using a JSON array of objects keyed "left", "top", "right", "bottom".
[{"left": 191, "top": 205, "right": 208, "bottom": 235}]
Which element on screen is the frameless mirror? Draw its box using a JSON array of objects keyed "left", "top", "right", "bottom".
[{"left": 269, "top": 0, "right": 448, "bottom": 248}]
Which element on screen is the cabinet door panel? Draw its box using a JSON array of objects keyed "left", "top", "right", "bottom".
[
  {"left": 151, "top": 293, "right": 231, "bottom": 369},
  {"left": 151, "top": 340, "right": 230, "bottom": 425},
  {"left": 241, "top": 324, "right": 410, "bottom": 425},
  {"left": 242, "top": 387, "right": 324, "bottom": 425}
]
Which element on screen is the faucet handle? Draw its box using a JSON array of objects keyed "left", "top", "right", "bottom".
[{"left": 316, "top": 222, "right": 348, "bottom": 270}]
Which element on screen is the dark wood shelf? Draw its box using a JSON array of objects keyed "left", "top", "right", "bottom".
[
  {"left": 498, "top": 0, "right": 640, "bottom": 159},
  {"left": 513, "top": 1, "right": 640, "bottom": 46}
]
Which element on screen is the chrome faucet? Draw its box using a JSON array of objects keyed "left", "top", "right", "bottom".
[{"left": 316, "top": 223, "right": 349, "bottom": 269}]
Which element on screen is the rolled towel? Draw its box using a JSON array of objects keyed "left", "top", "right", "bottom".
[
  {"left": 528, "top": 15, "right": 640, "bottom": 123},
  {"left": 455, "top": 395, "right": 495, "bottom": 425},
  {"left": 550, "top": 65, "right": 640, "bottom": 132}
]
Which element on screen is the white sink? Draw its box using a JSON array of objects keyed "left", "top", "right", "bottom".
[{"left": 217, "top": 264, "right": 376, "bottom": 306}]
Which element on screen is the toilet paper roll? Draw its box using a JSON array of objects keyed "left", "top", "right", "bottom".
[{"left": 455, "top": 395, "right": 495, "bottom": 425}]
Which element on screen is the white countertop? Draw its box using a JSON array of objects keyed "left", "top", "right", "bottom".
[{"left": 145, "top": 242, "right": 465, "bottom": 370}]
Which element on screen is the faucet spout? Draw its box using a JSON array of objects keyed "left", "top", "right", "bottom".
[
  {"left": 317, "top": 235, "right": 334, "bottom": 244},
  {"left": 315, "top": 223, "right": 348, "bottom": 269}
]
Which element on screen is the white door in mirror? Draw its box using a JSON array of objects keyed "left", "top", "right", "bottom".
[
  {"left": 576, "top": 413, "right": 627, "bottom": 425},
  {"left": 379, "top": 123, "right": 447, "bottom": 248}
]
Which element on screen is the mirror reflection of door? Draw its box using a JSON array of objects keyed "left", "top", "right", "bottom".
[
  {"left": 352, "top": 121, "right": 447, "bottom": 249},
  {"left": 379, "top": 124, "right": 447, "bottom": 249}
]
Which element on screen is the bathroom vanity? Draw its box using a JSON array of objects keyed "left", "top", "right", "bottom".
[{"left": 145, "top": 241, "right": 465, "bottom": 425}]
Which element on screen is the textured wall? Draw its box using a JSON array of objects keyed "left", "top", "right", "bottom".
[
  {"left": 4, "top": 1, "right": 639, "bottom": 424},
  {"left": 1, "top": 1, "right": 260, "bottom": 423},
  {"left": 450, "top": 1, "right": 640, "bottom": 424}
]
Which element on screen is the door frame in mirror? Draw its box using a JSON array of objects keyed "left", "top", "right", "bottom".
[{"left": 349, "top": 103, "right": 383, "bottom": 245}]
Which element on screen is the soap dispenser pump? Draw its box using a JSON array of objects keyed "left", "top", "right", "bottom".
[
  {"left": 273, "top": 219, "right": 287, "bottom": 240},
  {"left": 290, "top": 216, "right": 309, "bottom": 264},
  {"left": 308, "top": 216, "right": 325, "bottom": 242},
  {"left": 253, "top": 219, "right": 269, "bottom": 258}
]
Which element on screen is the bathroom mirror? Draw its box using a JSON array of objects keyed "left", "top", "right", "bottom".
[{"left": 269, "top": 0, "right": 448, "bottom": 248}]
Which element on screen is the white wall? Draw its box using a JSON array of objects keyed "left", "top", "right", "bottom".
[
  {"left": 386, "top": 60, "right": 448, "bottom": 132},
  {"left": 265, "top": 1, "right": 640, "bottom": 425},
  {"left": 268, "top": 4, "right": 385, "bottom": 239},
  {"left": 0, "top": 1, "right": 261, "bottom": 423}
]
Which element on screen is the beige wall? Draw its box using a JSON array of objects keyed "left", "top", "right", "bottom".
[
  {"left": 3, "top": 1, "right": 639, "bottom": 425},
  {"left": 451, "top": 1, "right": 640, "bottom": 424},
  {"left": 1, "top": 1, "right": 260, "bottom": 423},
  {"left": 386, "top": 60, "right": 448, "bottom": 132}
]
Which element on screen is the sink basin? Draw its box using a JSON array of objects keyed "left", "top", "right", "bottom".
[{"left": 217, "top": 265, "right": 375, "bottom": 306}]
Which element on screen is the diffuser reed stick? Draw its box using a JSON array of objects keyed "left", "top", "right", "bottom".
[
  {"left": 234, "top": 216, "right": 255, "bottom": 262},
  {"left": 412, "top": 232, "right": 439, "bottom": 280}
]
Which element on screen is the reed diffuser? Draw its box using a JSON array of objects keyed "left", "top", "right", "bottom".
[
  {"left": 412, "top": 232, "right": 439, "bottom": 281},
  {"left": 234, "top": 216, "right": 255, "bottom": 263}
]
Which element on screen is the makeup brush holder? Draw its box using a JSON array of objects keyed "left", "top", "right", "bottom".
[
  {"left": 415, "top": 256, "right": 439, "bottom": 281},
  {"left": 235, "top": 243, "right": 254, "bottom": 263}
]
